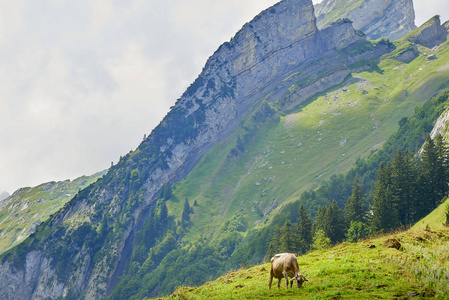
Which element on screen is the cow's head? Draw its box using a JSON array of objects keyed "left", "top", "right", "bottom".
[{"left": 290, "top": 274, "right": 309, "bottom": 289}]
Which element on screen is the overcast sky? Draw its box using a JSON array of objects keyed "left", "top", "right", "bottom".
[{"left": 1, "top": 0, "right": 448, "bottom": 195}]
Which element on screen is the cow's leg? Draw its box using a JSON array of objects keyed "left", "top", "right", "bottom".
[
  {"left": 283, "top": 271, "right": 289, "bottom": 289},
  {"left": 277, "top": 278, "right": 281, "bottom": 289},
  {"left": 268, "top": 274, "right": 273, "bottom": 290}
]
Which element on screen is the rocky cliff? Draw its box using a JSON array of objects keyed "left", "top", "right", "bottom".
[
  {"left": 404, "top": 15, "right": 448, "bottom": 48},
  {"left": 315, "top": 0, "right": 416, "bottom": 40},
  {"left": 0, "top": 0, "right": 398, "bottom": 299}
]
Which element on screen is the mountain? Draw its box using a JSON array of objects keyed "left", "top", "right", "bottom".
[
  {"left": 0, "top": 0, "right": 448, "bottom": 299},
  {"left": 0, "top": 171, "right": 106, "bottom": 255},
  {"left": 315, "top": 0, "right": 416, "bottom": 40},
  {"left": 0, "top": 192, "right": 9, "bottom": 202}
]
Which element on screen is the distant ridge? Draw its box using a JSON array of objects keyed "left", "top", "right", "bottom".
[{"left": 0, "top": 192, "right": 9, "bottom": 202}]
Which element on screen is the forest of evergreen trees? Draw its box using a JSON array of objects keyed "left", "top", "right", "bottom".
[{"left": 266, "top": 133, "right": 449, "bottom": 258}]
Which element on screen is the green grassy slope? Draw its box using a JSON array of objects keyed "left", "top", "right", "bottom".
[
  {"left": 168, "top": 37, "right": 449, "bottom": 246},
  {"left": 411, "top": 197, "right": 449, "bottom": 231},
  {"left": 0, "top": 171, "right": 105, "bottom": 254},
  {"left": 162, "top": 219, "right": 449, "bottom": 299}
]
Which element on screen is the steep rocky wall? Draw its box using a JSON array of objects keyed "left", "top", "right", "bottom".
[
  {"left": 405, "top": 16, "right": 448, "bottom": 48},
  {"left": 315, "top": 0, "right": 416, "bottom": 40}
]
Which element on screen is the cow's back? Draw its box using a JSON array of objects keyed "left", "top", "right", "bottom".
[{"left": 270, "top": 253, "right": 299, "bottom": 278}]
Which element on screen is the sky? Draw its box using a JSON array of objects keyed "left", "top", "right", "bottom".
[{"left": 1, "top": 0, "right": 448, "bottom": 195}]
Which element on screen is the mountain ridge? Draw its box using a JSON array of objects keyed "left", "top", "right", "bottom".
[
  {"left": 1, "top": 1, "right": 447, "bottom": 299},
  {"left": 0, "top": 1, "right": 377, "bottom": 298}
]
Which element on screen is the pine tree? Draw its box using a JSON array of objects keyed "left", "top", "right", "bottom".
[
  {"left": 344, "top": 177, "right": 366, "bottom": 224},
  {"left": 313, "top": 205, "right": 327, "bottom": 234},
  {"left": 434, "top": 134, "right": 449, "bottom": 200},
  {"left": 158, "top": 200, "right": 168, "bottom": 228},
  {"left": 181, "top": 197, "right": 192, "bottom": 226},
  {"left": 265, "top": 224, "right": 282, "bottom": 261},
  {"left": 371, "top": 163, "right": 399, "bottom": 233},
  {"left": 390, "top": 150, "right": 418, "bottom": 225},
  {"left": 420, "top": 134, "right": 442, "bottom": 212},
  {"left": 278, "top": 220, "right": 299, "bottom": 253},
  {"left": 296, "top": 205, "right": 313, "bottom": 254},
  {"left": 324, "top": 200, "right": 346, "bottom": 243}
]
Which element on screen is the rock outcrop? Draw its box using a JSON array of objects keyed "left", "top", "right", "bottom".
[
  {"left": 315, "top": 0, "right": 416, "bottom": 40},
  {"left": 404, "top": 16, "right": 448, "bottom": 48},
  {"left": 0, "top": 0, "right": 399, "bottom": 299}
]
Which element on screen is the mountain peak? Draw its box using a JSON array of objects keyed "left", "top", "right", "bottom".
[{"left": 404, "top": 15, "right": 448, "bottom": 48}]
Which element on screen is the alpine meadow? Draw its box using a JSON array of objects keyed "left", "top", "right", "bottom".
[{"left": 2, "top": 0, "right": 449, "bottom": 299}]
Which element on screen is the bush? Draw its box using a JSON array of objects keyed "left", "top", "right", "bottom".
[
  {"left": 312, "top": 229, "right": 331, "bottom": 250},
  {"left": 346, "top": 221, "right": 370, "bottom": 242}
]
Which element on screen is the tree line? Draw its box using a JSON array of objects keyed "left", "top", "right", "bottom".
[{"left": 266, "top": 133, "right": 449, "bottom": 258}]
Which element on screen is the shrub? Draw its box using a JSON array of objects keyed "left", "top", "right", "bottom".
[
  {"left": 346, "top": 221, "right": 370, "bottom": 242},
  {"left": 312, "top": 229, "right": 331, "bottom": 250}
]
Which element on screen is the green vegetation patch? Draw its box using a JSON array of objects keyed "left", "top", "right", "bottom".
[{"left": 163, "top": 227, "right": 449, "bottom": 299}]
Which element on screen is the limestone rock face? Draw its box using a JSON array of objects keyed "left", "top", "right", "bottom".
[
  {"left": 315, "top": 0, "right": 416, "bottom": 40},
  {"left": 405, "top": 16, "right": 448, "bottom": 48}
]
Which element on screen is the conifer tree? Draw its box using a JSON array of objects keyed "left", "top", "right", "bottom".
[
  {"left": 371, "top": 163, "right": 399, "bottom": 233},
  {"left": 265, "top": 224, "right": 282, "bottom": 261},
  {"left": 181, "top": 197, "right": 192, "bottom": 226},
  {"left": 296, "top": 205, "right": 313, "bottom": 253},
  {"left": 324, "top": 200, "right": 346, "bottom": 243},
  {"left": 434, "top": 133, "right": 449, "bottom": 200},
  {"left": 344, "top": 177, "right": 366, "bottom": 224},
  {"left": 390, "top": 150, "right": 418, "bottom": 225},
  {"left": 158, "top": 200, "right": 168, "bottom": 227},
  {"left": 420, "top": 134, "right": 442, "bottom": 212},
  {"left": 278, "top": 220, "right": 299, "bottom": 253},
  {"left": 313, "top": 205, "right": 327, "bottom": 234}
]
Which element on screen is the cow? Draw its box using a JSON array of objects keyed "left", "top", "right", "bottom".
[{"left": 268, "top": 253, "right": 309, "bottom": 290}]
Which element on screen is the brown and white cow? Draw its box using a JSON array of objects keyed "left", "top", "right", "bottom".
[{"left": 268, "top": 253, "right": 308, "bottom": 289}]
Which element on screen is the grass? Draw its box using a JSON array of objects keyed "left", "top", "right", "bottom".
[
  {"left": 160, "top": 225, "right": 449, "bottom": 299},
  {"left": 411, "top": 197, "right": 449, "bottom": 231}
]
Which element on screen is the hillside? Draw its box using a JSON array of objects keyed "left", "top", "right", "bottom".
[
  {"left": 163, "top": 220, "right": 449, "bottom": 299},
  {"left": 0, "top": 171, "right": 106, "bottom": 254},
  {"left": 105, "top": 15, "right": 449, "bottom": 299},
  {"left": 412, "top": 198, "right": 449, "bottom": 231},
  {"left": 171, "top": 16, "right": 449, "bottom": 247},
  {"left": 0, "top": 1, "right": 447, "bottom": 299}
]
